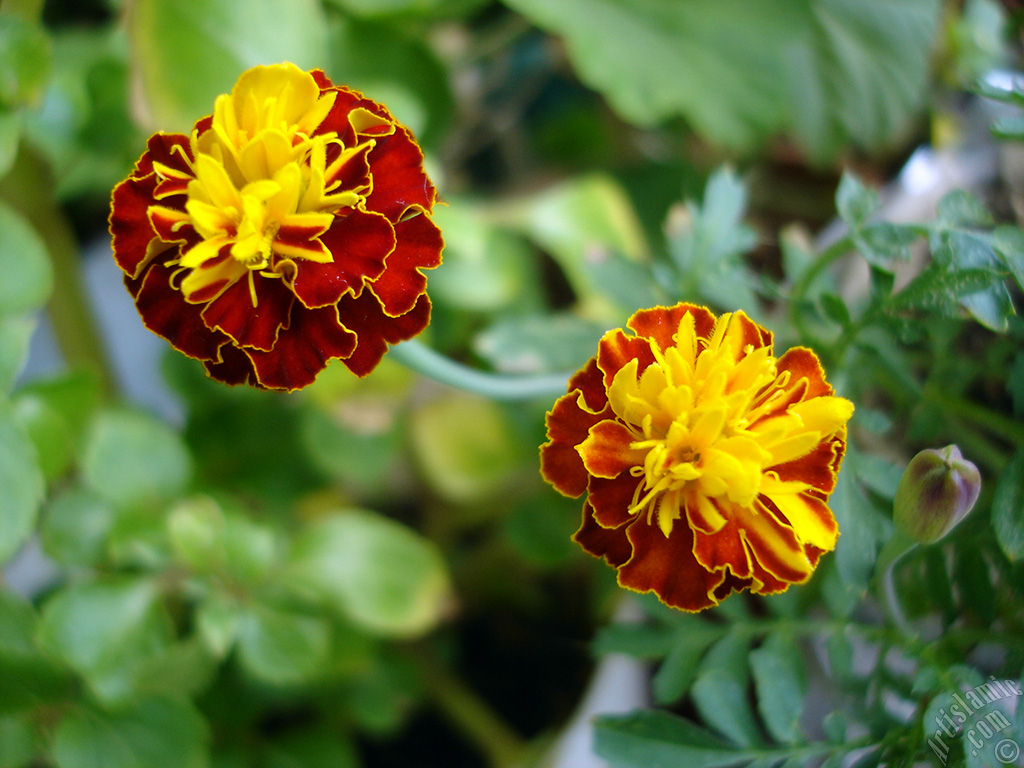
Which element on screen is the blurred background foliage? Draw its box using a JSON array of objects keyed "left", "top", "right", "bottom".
[{"left": 1, "top": 0, "right": 1024, "bottom": 766}]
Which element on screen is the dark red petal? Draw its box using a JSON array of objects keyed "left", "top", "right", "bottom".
[
  {"left": 587, "top": 474, "right": 640, "bottom": 528},
  {"left": 363, "top": 128, "right": 436, "bottom": 221},
  {"left": 134, "top": 133, "right": 193, "bottom": 178},
  {"left": 336, "top": 290, "right": 430, "bottom": 377},
  {"left": 129, "top": 262, "right": 227, "bottom": 361},
  {"left": 724, "top": 311, "right": 772, "bottom": 359},
  {"left": 204, "top": 343, "right": 258, "bottom": 387},
  {"left": 110, "top": 174, "right": 161, "bottom": 278},
  {"left": 626, "top": 303, "right": 716, "bottom": 353},
  {"left": 617, "top": 520, "right": 724, "bottom": 612},
  {"left": 578, "top": 420, "right": 645, "bottom": 479},
  {"left": 712, "top": 571, "right": 753, "bottom": 602},
  {"left": 540, "top": 389, "right": 608, "bottom": 498},
  {"left": 692, "top": 511, "right": 752, "bottom": 579},
  {"left": 246, "top": 305, "right": 358, "bottom": 391},
  {"left": 776, "top": 347, "right": 833, "bottom": 399},
  {"left": 596, "top": 329, "right": 656, "bottom": 388},
  {"left": 313, "top": 86, "right": 373, "bottom": 145},
  {"left": 369, "top": 210, "right": 442, "bottom": 317},
  {"left": 568, "top": 357, "right": 609, "bottom": 413},
  {"left": 573, "top": 502, "right": 633, "bottom": 568},
  {"left": 769, "top": 438, "right": 844, "bottom": 493},
  {"left": 327, "top": 142, "right": 372, "bottom": 195},
  {"left": 291, "top": 210, "right": 394, "bottom": 309},
  {"left": 200, "top": 274, "right": 294, "bottom": 352}
]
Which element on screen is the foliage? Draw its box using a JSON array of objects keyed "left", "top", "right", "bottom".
[{"left": 0, "top": 0, "right": 1023, "bottom": 766}]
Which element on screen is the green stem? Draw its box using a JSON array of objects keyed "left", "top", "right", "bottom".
[
  {"left": 390, "top": 339, "right": 572, "bottom": 401},
  {"left": 0, "top": 148, "right": 116, "bottom": 394},
  {"left": 788, "top": 233, "right": 855, "bottom": 342},
  {"left": 404, "top": 645, "right": 527, "bottom": 768},
  {"left": 874, "top": 531, "right": 919, "bottom": 639}
]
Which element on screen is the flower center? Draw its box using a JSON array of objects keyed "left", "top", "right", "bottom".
[{"left": 608, "top": 312, "right": 781, "bottom": 536}]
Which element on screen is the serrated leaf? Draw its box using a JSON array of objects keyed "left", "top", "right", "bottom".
[
  {"left": 835, "top": 173, "right": 878, "bottom": 227},
  {"left": 652, "top": 625, "right": 720, "bottom": 705},
  {"left": 691, "top": 633, "right": 761, "bottom": 748},
  {"left": 936, "top": 189, "right": 993, "bottom": 228},
  {"left": 992, "top": 448, "right": 1024, "bottom": 562},
  {"left": 886, "top": 262, "right": 1006, "bottom": 318},
  {"left": 129, "top": 0, "right": 328, "bottom": 132},
  {"left": 750, "top": 633, "right": 806, "bottom": 744},
  {"left": 594, "top": 710, "right": 752, "bottom": 768},
  {"left": 0, "top": 396, "right": 44, "bottom": 565}
]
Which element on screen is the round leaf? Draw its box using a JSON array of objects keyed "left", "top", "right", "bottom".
[
  {"left": 81, "top": 409, "right": 192, "bottom": 510},
  {"left": 0, "top": 16, "right": 52, "bottom": 108},
  {"left": 289, "top": 510, "right": 451, "bottom": 637},
  {"left": 237, "top": 604, "right": 331, "bottom": 685}
]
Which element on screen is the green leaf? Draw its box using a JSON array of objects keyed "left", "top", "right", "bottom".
[
  {"left": 936, "top": 189, "right": 993, "bottom": 228},
  {"left": 886, "top": 262, "right": 1006, "bottom": 320},
  {"left": 81, "top": 408, "right": 192, "bottom": 510},
  {"left": 0, "top": 396, "right": 44, "bottom": 565},
  {"left": 12, "top": 390, "right": 74, "bottom": 480},
  {"left": 943, "top": 230, "right": 1015, "bottom": 331},
  {"left": 0, "top": 201, "right": 52, "bottom": 316},
  {"left": 594, "top": 710, "right": 750, "bottom": 768},
  {"left": 830, "top": 453, "right": 890, "bottom": 590},
  {"left": 474, "top": 313, "right": 607, "bottom": 375},
  {"left": 591, "top": 622, "right": 677, "bottom": 659},
  {"left": 52, "top": 697, "right": 209, "bottom": 768},
  {"left": 0, "top": 108, "right": 21, "bottom": 179},
  {"left": 854, "top": 222, "right": 919, "bottom": 267},
  {"left": 0, "top": 715, "right": 34, "bottom": 767},
  {"left": 236, "top": 603, "right": 331, "bottom": 686},
  {"left": 129, "top": 0, "right": 328, "bottom": 132},
  {"left": 40, "top": 488, "right": 114, "bottom": 567},
  {"left": 410, "top": 394, "right": 520, "bottom": 504},
  {"left": 993, "top": 224, "right": 1024, "bottom": 293},
  {"left": 288, "top": 510, "right": 451, "bottom": 637},
  {"left": 749, "top": 633, "right": 807, "bottom": 744},
  {"left": 652, "top": 624, "right": 721, "bottom": 705},
  {"left": 691, "top": 632, "right": 761, "bottom": 748},
  {"left": 0, "top": 592, "right": 75, "bottom": 715},
  {"left": 835, "top": 172, "right": 878, "bottom": 227},
  {"left": 195, "top": 591, "right": 241, "bottom": 659},
  {"left": 38, "top": 577, "right": 173, "bottom": 704},
  {"left": 0, "top": 314, "right": 34, "bottom": 392},
  {"left": 992, "top": 447, "right": 1024, "bottom": 562},
  {"left": 502, "top": 0, "right": 938, "bottom": 159},
  {"left": 0, "top": 15, "right": 52, "bottom": 109},
  {"left": 502, "top": 494, "right": 577, "bottom": 566},
  {"left": 324, "top": 0, "right": 487, "bottom": 18}
]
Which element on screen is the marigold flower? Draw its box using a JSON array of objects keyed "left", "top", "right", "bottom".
[
  {"left": 109, "top": 63, "right": 442, "bottom": 390},
  {"left": 541, "top": 303, "right": 853, "bottom": 611}
]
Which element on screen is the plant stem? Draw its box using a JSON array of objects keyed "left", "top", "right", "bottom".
[
  {"left": 874, "top": 531, "right": 919, "bottom": 639},
  {"left": 404, "top": 645, "right": 528, "bottom": 768},
  {"left": 390, "top": 339, "right": 572, "bottom": 401},
  {"left": 787, "top": 233, "right": 855, "bottom": 342},
  {"left": 0, "top": 147, "right": 116, "bottom": 394}
]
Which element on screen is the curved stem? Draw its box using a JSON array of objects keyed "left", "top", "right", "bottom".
[
  {"left": 390, "top": 339, "right": 572, "bottom": 401},
  {"left": 874, "top": 531, "right": 919, "bottom": 639}
]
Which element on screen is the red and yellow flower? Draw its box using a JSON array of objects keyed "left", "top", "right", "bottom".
[
  {"left": 541, "top": 303, "right": 853, "bottom": 611},
  {"left": 110, "top": 62, "right": 442, "bottom": 390}
]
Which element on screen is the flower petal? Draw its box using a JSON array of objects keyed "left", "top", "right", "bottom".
[
  {"left": 736, "top": 500, "right": 814, "bottom": 584},
  {"left": 110, "top": 174, "right": 161, "bottom": 278},
  {"left": 200, "top": 273, "right": 295, "bottom": 352},
  {"left": 245, "top": 304, "right": 357, "bottom": 390},
  {"left": 290, "top": 210, "right": 395, "bottom": 309},
  {"left": 761, "top": 491, "right": 838, "bottom": 551},
  {"left": 578, "top": 420, "right": 645, "bottom": 479},
  {"left": 369, "top": 209, "right": 443, "bottom": 317},
  {"left": 572, "top": 502, "right": 633, "bottom": 568},
  {"left": 617, "top": 520, "right": 725, "bottom": 612},
  {"left": 363, "top": 127, "right": 437, "bottom": 221},
  {"left": 627, "top": 303, "right": 715, "bottom": 353},
  {"left": 204, "top": 342, "right": 258, "bottom": 387},
  {"left": 588, "top": 474, "right": 642, "bottom": 529},
  {"left": 540, "top": 389, "right": 607, "bottom": 498},
  {"left": 776, "top": 347, "right": 833, "bottom": 399},
  {"left": 336, "top": 290, "right": 431, "bottom": 377},
  {"left": 596, "top": 329, "right": 656, "bottom": 389}
]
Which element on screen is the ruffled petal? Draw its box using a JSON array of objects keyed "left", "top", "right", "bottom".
[
  {"left": 199, "top": 273, "right": 295, "bottom": 352},
  {"left": 617, "top": 521, "right": 724, "bottom": 612},
  {"left": 540, "top": 389, "right": 607, "bottom": 498},
  {"left": 775, "top": 347, "right": 833, "bottom": 399},
  {"left": 369, "top": 209, "right": 443, "bottom": 317},
  {"left": 587, "top": 474, "right": 641, "bottom": 529},
  {"left": 204, "top": 342, "right": 258, "bottom": 387},
  {"left": 761, "top": 492, "right": 838, "bottom": 550},
  {"left": 110, "top": 174, "right": 161, "bottom": 278},
  {"left": 572, "top": 502, "right": 633, "bottom": 568},
  {"left": 363, "top": 128, "right": 437, "bottom": 220},
  {"left": 336, "top": 290, "right": 431, "bottom": 377},
  {"left": 291, "top": 210, "right": 395, "bottom": 309},
  {"left": 627, "top": 303, "right": 715, "bottom": 353},
  {"left": 736, "top": 500, "right": 814, "bottom": 584},
  {"left": 578, "top": 420, "right": 645, "bottom": 479},
  {"left": 245, "top": 304, "right": 357, "bottom": 390},
  {"left": 596, "top": 329, "right": 656, "bottom": 388},
  {"left": 129, "top": 262, "right": 228, "bottom": 361}
]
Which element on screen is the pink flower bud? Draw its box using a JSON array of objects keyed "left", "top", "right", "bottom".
[{"left": 894, "top": 445, "right": 981, "bottom": 544}]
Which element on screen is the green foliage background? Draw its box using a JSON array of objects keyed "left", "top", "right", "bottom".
[{"left": 0, "top": 0, "right": 1023, "bottom": 766}]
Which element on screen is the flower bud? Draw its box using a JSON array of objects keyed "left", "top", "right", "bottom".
[{"left": 894, "top": 445, "right": 981, "bottom": 544}]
